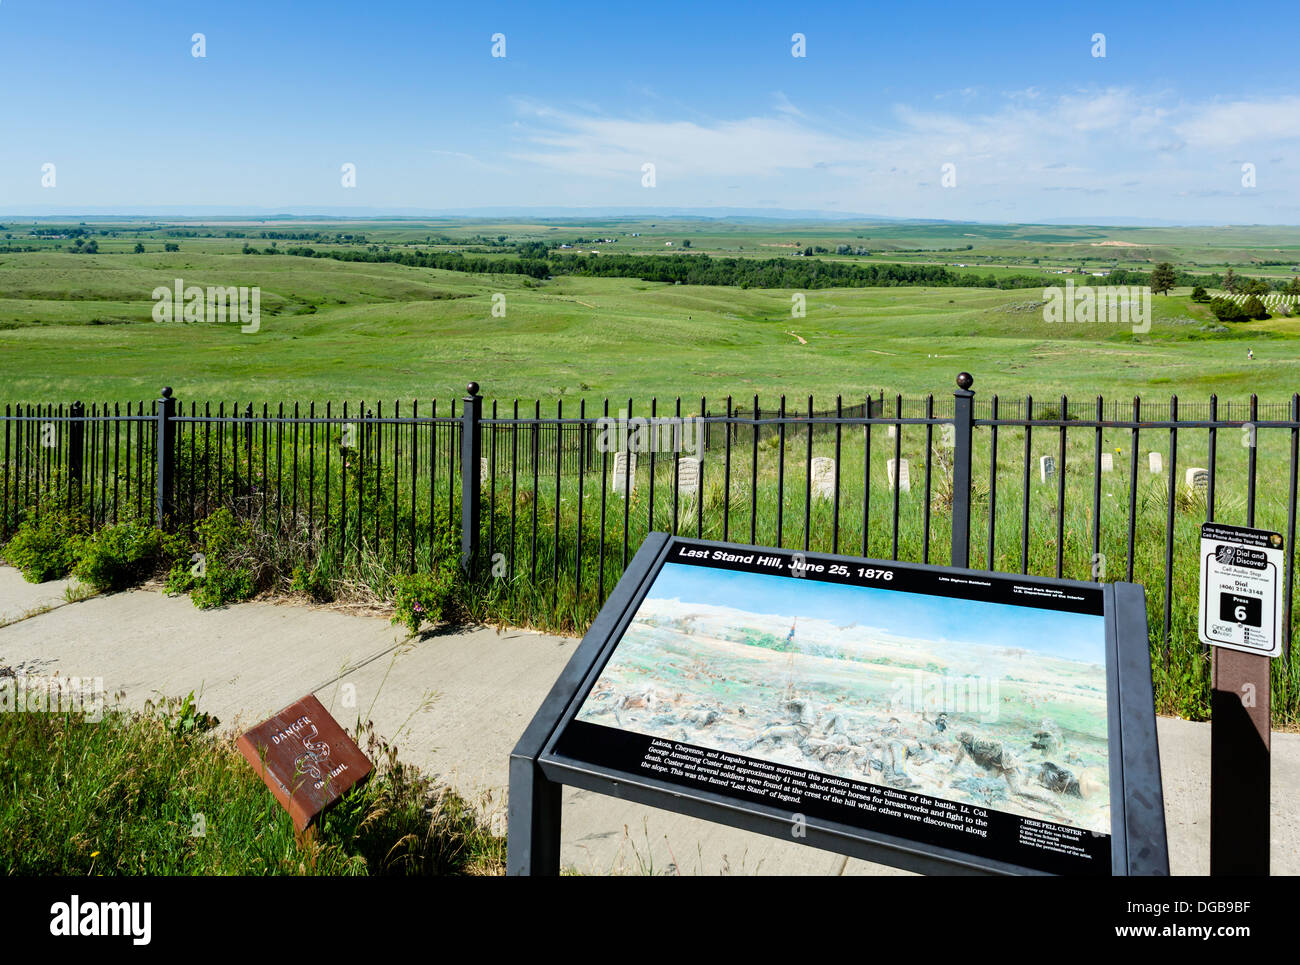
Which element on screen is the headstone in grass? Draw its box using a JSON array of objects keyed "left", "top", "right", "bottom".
[
  {"left": 811, "top": 456, "right": 836, "bottom": 498},
  {"left": 611, "top": 451, "right": 637, "bottom": 494},
  {"left": 1040, "top": 455, "right": 1056, "bottom": 483},
  {"left": 237, "top": 694, "right": 373, "bottom": 833},
  {"left": 1149, "top": 452, "right": 1163, "bottom": 474},
  {"left": 1185, "top": 467, "right": 1209, "bottom": 494},
  {"left": 677, "top": 456, "right": 700, "bottom": 497},
  {"left": 1100, "top": 453, "right": 1114, "bottom": 473},
  {"left": 887, "top": 424, "right": 897, "bottom": 438},
  {"left": 886, "top": 457, "right": 910, "bottom": 493},
  {"left": 480, "top": 457, "right": 489, "bottom": 483}
]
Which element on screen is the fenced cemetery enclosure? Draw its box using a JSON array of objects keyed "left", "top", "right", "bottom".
[{"left": 3, "top": 373, "right": 1299, "bottom": 726}]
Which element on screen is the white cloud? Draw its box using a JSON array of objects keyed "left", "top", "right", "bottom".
[
  {"left": 1175, "top": 96, "right": 1300, "bottom": 148},
  {"left": 500, "top": 88, "right": 1300, "bottom": 219}
]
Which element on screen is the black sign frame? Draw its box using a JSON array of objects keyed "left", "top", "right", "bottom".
[{"left": 508, "top": 533, "right": 1169, "bottom": 876}]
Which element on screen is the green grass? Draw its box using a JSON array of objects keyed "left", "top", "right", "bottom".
[
  {"left": 2, "top": 245, "right": 1299, "bottom": 404},
  {"left": 0, "top": 695, "right": 504, "bottom": 875}
]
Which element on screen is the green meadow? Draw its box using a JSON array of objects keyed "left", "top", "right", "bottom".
[{"left": 3, "top": 245, "right": 1299, "bottom": 407}]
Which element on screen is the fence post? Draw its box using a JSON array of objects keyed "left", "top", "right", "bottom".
[
  {"left": 460, "top": 381, "right": 483, "bottom": 574},
  {"left": 951, "top": 372, "right": 975, "bottom": 568},
  {"left": 68, "top": 400, "right": 85, "bottom": 494},
  {"left": 155, "top": 386, "right": 176, "bottom": 530}
]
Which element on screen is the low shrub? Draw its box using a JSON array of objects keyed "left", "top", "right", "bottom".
[
  {"left": 2, "top": 509, "right": 87, "bottom": 583},
  {"left": 391, "top": 568, "right": 460, "bottom": 635},
  {"left": 164, "top": 508, "right": 257, "bottom": 609},
  {"left": 291, "top": 559, "right": 336, "bottom": 602},
  {"left": 73, "top": 519, "right": 165, "bottom": 592}
]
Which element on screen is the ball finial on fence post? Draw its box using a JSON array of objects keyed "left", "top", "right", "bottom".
[
  {"left": 466, "top": 381, "right": 480, "bottom": 397},
  {"left": 161, "top": 386, "right": 173, "bottom": 399},
  {"left": 956, "top": 372, "right": 973, "bottom": 390}
]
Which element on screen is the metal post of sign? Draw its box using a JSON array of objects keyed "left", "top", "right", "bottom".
[{"left": 1210, "top": 647, "right": 1270, "bottom": 875}]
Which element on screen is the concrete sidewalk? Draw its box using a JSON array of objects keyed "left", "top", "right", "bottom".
[{"left": 1, "top": 565, "right": 1296, "bottom": 875}]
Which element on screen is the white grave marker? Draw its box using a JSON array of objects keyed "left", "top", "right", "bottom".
[
  {"left": 1040, "top": 455, "right": 1056, "bottom": 483},
  {"left": 1100, "top": 453, "right": 1114, "bottom": 473},
  {"left": 676, "top": 457, "right": 700, "bottom": 497},
  {"left": 611, "top": 451, "right": 637, "bottom": 494},
  {"left": 1149, "top": 452, "right": 1163, "bottom": 474},
  {"left": 810, "top": 457, "right": 836, "bottom": 499},
  {"left": 886, "top": 458, "right": 910, "bottom": 493},
  {"left": 1185, "top": 467, "right": 1209, "bottom": 494}
]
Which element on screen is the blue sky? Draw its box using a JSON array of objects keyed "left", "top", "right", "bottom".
[
  {"left": 2, "top": 0, "right": 1298, "bottom": 222},
  {"left": 646, "top": 563, "right": 1105, "bottom": 665}
]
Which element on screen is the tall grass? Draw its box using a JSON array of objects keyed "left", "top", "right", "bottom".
[{"left": 0, "top": 696, "right": 503, "bottom": 875}]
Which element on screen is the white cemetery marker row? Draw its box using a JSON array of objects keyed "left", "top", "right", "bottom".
[{"left": 608, "top": 453, "right": 702, "bottom": 497}]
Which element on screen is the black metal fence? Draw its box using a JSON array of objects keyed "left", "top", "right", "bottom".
[{"left": 3, "top": 374, "right": 1298, "bottom": 689}]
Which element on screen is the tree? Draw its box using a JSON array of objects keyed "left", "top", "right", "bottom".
[
  {"left": 134, "top": 242, "right": 145, "bottom": 254},
  {"left": 164, "top": 242, "right": 179, "bottom": 252},
  {"left": 1209, "top": 297, "right": 1247, "bottom": 322},
  {"left": 1242, "top": 294, "right": 1269, "bottom": 319},
  {"left": 1223, "top": 267, "right": 1239, "bottom": 294},
  {"left": 1150, "top": 262, "right": 1176, "bottom": 295},
  {"left": 1191, "top": 285, "right": 1208, "bottom": 302},
  {"left": 681, "top": 239, "right": 691, "bottom": 248}
]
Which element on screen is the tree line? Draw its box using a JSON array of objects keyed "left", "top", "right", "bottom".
[{"left": 256, "top": 244, "right": 1269, "bottom": 294}]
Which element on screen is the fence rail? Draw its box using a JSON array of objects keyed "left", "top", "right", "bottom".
[{"left": 3, "top": 374, "right": 1298, "bottom": 718}]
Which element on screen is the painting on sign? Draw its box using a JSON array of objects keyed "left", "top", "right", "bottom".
[
  {"left": 571, "top": 561, "right": 1112, "bottom": 843},
  {"left": 237, "top": 695, "right": 373, "bottom": 831}
]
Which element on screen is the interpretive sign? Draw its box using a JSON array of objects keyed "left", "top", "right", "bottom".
[
  {"left": 237, "top": 695, "right": 373, "bottom": 832},
  {"left": 509, "top": 534, "right": 1167, "bottom": 876},
  {"left": 1198, "top": 523, "right": 1284, "bottom": 659}
]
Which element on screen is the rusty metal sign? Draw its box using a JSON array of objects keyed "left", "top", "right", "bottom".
[{"left": 236, "top": 695, "right": 372, "bottom": 832}]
